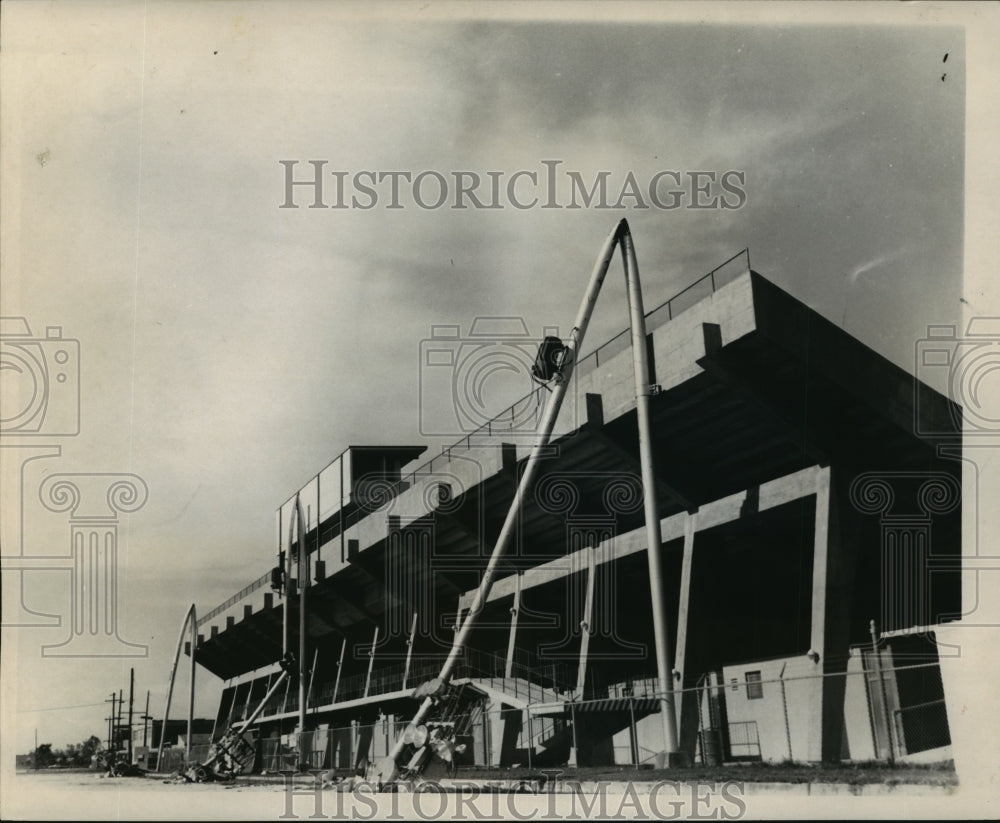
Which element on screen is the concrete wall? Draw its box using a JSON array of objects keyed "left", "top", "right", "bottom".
[{"left": 517, "top": 271, "right": 758, "bottom": 461}]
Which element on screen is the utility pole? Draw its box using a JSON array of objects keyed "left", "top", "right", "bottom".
[
  {"left": 117, "top": 689, "right": 123, "bottom": 752},
  {"left": 105, "top": 693, "right": 116, "bottom": 750},
  {"left": 127, "top": 668, "right": 135, "bottom": 763},
  {"left": 142, "top": 691, "right": 151, "bottom": 748}
]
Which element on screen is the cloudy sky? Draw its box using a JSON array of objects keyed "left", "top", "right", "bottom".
[{"left": 1, "top": 1, "right": 994, "bottom": 757}]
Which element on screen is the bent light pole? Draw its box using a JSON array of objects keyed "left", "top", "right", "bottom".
[
  {"left": 388, "top": 218, "right": 680, "bottom": 765},
  {"left": 286, "top": 493, "right": 309, "bottom": 769},
  {"left": 158, "top": 603, "right": 198, "bottom": 769},
  {"left": 619, "top": 227, "right": 681, "bottom": 760}
]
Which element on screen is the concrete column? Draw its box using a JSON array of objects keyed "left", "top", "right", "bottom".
[
  {"left": 330, "top": 727, "right": 354, "bottom": 769},
  {"left": 673, "top": 511, "right": 700, "bottom": 759},
  {"left": 807, "top": 465, "right": 859, "bottom": 762},
  {"left": 489, "top": 705, "right": 504, "bottom": 767},
  {"left": 505, "top": 576, "right": 520, "bottom": 679},
  {"left": 568, "top": 701, "right": 578, "bottom": 766},
  {"left": 805, "top": 466, "right": 832, "bottom": 762},
  {"left": 355, "top": 721, "right": 373, "bottom": 771},
  {"left": 472, "top": 708, "right": 488, "bottom": 766},
  {"left": 575, "top": 547, "right": 597, "bottom": 697},
  {"left": 499, "top": 706, "right": 523, "bottom": 766}
]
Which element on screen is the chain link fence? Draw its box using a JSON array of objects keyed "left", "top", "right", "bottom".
[{"left": 249, "top": 653, "right": 950, "bottom": 773}]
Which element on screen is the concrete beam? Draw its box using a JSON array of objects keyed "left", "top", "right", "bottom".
[{"left": 458, "top": 464, "right": 828, "bottom": 611}]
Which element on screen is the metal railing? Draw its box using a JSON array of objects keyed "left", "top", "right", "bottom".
[
  {"left": 197, "top": 571, "right": 272, "bottom": 628},
  {"left": 576, "top": 248, "right": 749, "bottom": 377},
  {"left": 416, "top": 249, "right": 751, "bottom": 457}
]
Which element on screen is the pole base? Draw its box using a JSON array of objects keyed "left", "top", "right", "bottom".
[{"left": 654, "top": 751, "right": 691, "bottom": 769}]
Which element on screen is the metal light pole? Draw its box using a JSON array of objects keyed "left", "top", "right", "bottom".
[
  {"left": 158, "top": 603, "right": 198, "bottom": 770},
  {"left": 621, "top": 228, "right": 680, "bottom": 759},
  {"left": 387, "top": 219, "right": 680, "bottom": 765},
  {"left": 290, "top": 494, "right": 309, "bottom": 769}
]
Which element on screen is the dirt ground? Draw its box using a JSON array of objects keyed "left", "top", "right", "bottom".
[
  {"left": 2, "top": 764, "right": 967, "bottom": 821},
  {"left": 13, "top": 758, "right": 960, "bottom": 787}
]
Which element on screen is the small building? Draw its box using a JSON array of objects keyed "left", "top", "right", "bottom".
[{"left": 133, "top": 718, "right": 215, "bottom": 770}]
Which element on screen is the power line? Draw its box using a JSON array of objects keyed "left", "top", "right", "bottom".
[{"left": 17, "top": 702, "right": 106, "bottom": 714}]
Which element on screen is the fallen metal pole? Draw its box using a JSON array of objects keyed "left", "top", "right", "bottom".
[{"left": 236, "top": 668, "right": 290, "bottom": 734}]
